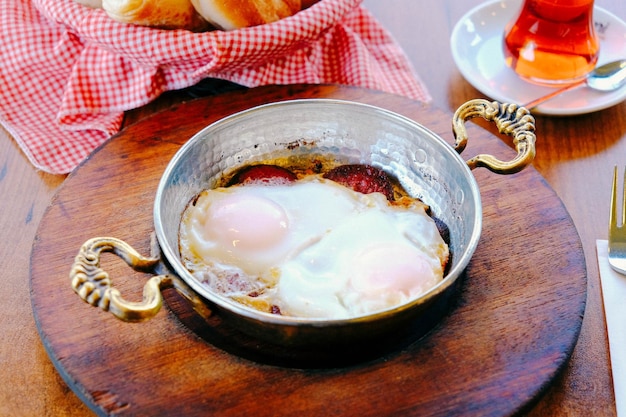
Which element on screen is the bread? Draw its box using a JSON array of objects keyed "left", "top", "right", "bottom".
[
  {"left": 74, "top": 0, "right": 103, "bottom": 8},
  {"left": 73, "top": 0, "right": 311, "bottom": 31},
  {"left": 101, "top": 0, "right": 210, "bottom": 30},
  {"left": 189, "top": 0, "right": 301, "bottom": 30}
]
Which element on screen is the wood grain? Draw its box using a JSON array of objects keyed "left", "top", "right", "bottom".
[
  {"left": 31, "top": 85, "right": 586, "bottom": 416},
  {"left": 0, "top": 1, "right": 623, "bottom": 416}
]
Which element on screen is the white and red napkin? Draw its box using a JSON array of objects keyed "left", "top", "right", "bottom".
[{"left": 0, "top": 0, "right": 430, "bottom": 174}]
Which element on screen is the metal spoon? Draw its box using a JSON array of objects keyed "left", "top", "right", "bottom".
[{"left": 523, "top": 59, "right": 626, "bottom": 109}]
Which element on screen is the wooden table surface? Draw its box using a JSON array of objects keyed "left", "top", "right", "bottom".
[{"left": 1, "top": 0, "right": 625, "bottom": 416}]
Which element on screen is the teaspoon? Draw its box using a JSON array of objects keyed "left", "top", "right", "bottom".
[{"left": 523, "top": 59, "right": 626, "bottom": 110}]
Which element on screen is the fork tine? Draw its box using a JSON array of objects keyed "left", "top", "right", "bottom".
[
  {"left": 610, "top": 166, "right": 619, "bottom": 233},
  {"left": 622, "top": 166, "right": 626, "bottom": 228},
  {"left": 609, "top": 166, "right": 626, "bottom": 274}
]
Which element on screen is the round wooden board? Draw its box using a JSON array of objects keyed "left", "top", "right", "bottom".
[{"left": 30, "top": 85, "right": 586, "bottom": 417}]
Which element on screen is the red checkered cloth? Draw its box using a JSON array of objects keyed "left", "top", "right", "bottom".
[{"left": 1, "top": 0, "right": 430, "bottom": 174}]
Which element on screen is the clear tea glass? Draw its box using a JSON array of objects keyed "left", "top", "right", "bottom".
[{"left": 503, "top": 0, "right": 600, "bottom": 85}]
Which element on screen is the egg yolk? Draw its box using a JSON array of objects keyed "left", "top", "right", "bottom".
[
  {"left": 350, "top": 244, "right": 438, "bottom": 296},
  {"left": 204, "top": 193, "right": 288, "bottom": 252}
]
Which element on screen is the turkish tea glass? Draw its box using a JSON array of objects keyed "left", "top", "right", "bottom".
[{"left": 503, "top": 0, "right": 600, "bottom": 85}]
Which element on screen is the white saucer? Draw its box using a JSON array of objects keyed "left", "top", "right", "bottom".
[{"left": 450, "top": 0, "right": 626, "bottom": 116}]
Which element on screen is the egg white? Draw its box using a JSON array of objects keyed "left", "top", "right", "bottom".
[{"left": 179, "top": 175, "right": 449, "bottom": 319}]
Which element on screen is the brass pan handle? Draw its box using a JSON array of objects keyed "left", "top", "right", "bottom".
[
  {"left": 70, "top": 236, "right": 210, "bottom": 322},
  {"left": 452, "top": 99, "right": 536, "bottom": 174}
]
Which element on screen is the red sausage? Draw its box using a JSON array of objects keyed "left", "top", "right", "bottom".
[
  {"left": 230, "top": 164, "right": 297, "bottom": 185},
  {"left": 323, "top": 164, "right": 394, "bottom": 201}
]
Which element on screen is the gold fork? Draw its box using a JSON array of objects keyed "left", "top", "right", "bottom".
[{"left": 609, "top": 166, "right": 626, "bottom": 275}]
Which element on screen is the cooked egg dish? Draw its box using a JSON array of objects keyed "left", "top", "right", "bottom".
[{"left": 179, "top": 174, "right": 449, "bottom": 319}]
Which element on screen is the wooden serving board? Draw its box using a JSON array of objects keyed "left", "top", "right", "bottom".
[{"left": 30, "top": 85, "right": 586, "bottom": 417}]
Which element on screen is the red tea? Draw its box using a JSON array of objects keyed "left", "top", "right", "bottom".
[{"left": 503, "top": 0, "right": 600, "bottom": 85}]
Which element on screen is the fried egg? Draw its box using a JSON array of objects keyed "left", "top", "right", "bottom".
[{"left": 179, "top": 175, "right": 449, "bottom": 319}]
